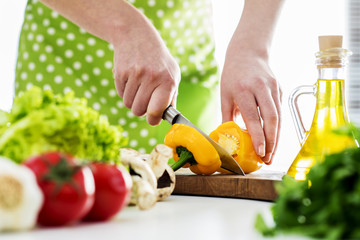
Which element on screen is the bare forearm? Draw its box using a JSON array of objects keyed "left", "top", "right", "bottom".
[
  {"left": 39, "top": 0, "right": 145, "bottom": 44},
  {"left": 221, "top": 0, "right": 284, "bottom": 164},
  {"left": 39, "top": 0, "right": 179, "bottom": 125},
  {"left": 231, "top": 0, "right": 285, "bottom": 56}
]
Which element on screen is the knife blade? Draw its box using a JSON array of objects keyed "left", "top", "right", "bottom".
[{"left": 162, "top": 105, "right": 245, "bottom": 175}]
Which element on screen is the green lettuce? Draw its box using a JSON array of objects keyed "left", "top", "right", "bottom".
[{"left": 0, "top": 86, "right": 127, "bottom": 163}]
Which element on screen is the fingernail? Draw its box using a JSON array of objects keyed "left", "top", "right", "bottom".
[
  {"left": 264, "top": 154, "right": 272, "bottom": 165},
  {"left": 258, "top": 144, "right": 265, "bottom": 157}
]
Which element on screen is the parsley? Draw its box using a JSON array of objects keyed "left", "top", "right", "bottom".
[{"left": 255, "top": 125, "right": 360, "bottom": 239}]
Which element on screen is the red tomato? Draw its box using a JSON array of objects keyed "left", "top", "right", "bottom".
[
  {"left": 24, "top": 152, "right": 95, "bottom": 226},
  {"left": 83, "top": 162, "right": 132, "bottom": 221}
]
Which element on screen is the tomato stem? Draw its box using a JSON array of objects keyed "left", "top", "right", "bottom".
[{"left": 41, "top": 155, "right": 81, "bottom": 197}]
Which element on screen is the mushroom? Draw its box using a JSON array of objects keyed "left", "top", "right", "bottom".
[
  {"left": 146, "top": 144, "right": 176, "bottom": 201},
  {"left": 120, "top": 148, "right": 157, "bottom": 210}
]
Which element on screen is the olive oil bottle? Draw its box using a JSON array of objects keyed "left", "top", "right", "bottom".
[{"left": 287, "top": 36, "right": 358, "bottom": 181}]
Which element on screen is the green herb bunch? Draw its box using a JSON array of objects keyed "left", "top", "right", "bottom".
[
  {"left": 0, "top": 86, "right": 127, "bottom": 163},
  {"left": 256, "top": 125, "right": 360, "bottom": 239}
]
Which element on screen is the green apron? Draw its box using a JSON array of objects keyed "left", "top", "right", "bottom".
[{"left": 16, "top": 0, "right": 219, "bottom": 153}]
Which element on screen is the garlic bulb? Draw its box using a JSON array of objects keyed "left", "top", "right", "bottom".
[{"left": 0, "top": 156, "right": 43, "bottom": 231}]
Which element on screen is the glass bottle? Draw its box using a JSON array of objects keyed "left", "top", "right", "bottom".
[{"left": 287, "top": 35, "right": 358, "bottom": 181}]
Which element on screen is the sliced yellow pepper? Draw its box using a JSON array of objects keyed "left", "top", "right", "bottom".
[
  {"left": 209, "top": 121, "right": 263, "bottom": 174},
  {"left": 164, "top": 124, "right": 221, "bottom": 175}
]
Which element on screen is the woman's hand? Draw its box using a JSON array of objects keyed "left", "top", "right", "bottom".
[
  {"left": 221, "top": 45, "right": 282, "bottom": 165},
  {"left": 112, "top": 4, "right": 180, "bottom": 125},
  {"left": 39, "top": 0, "right": 181, "bottom": 126},
  {"left": 220, "top": 0, "right": 284, "bottom": 164}
]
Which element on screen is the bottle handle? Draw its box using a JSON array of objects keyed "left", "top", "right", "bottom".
[{"left": 288, "top": 85, "right": 316, "bottom": 144}]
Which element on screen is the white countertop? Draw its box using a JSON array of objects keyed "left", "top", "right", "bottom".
[{"left": 1, "top": 195, "right": 304, "bottom": 240}]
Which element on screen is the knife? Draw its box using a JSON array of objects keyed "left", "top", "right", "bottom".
[{"left": 162, "top": 105, "right": 245, "bottom": 175}]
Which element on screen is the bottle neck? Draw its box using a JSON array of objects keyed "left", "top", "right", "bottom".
[
  {"left": 311, "top": 48, "right": 350, "bottom": 127},
  {"left": 317, "top": 67, "right": 345, "bottom": 80}
]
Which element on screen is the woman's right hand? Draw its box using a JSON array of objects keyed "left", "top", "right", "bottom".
[
  {"left": 39, "top": 0, "right": 180, "bottom": 126},
  {"left": 112, "top": 2, "right": 181, "bottom": 126}
]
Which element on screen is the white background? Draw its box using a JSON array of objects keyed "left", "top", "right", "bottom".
[{"left": 0, "top": 0, "right": 346, "bottom": 171}]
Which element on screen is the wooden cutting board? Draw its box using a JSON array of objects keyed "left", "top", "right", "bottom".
[{"left": 173, "top": 169, "right": 285, "bottom": 201}]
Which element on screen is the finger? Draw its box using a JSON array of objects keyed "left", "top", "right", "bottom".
[
  {"left": 266, "top": 86, "right": 282, "bottom": 164},
  {"left": 131, "top": 82, "right": 154, "bottom": 116},
  {"left": 115, "top": 78, "right": 127, "bottom": 98},
  {"left": 122, "top": 74, "right": 140, "bottom": 109},
  {"left": 256, "top": 90, "right": 279, "bottom": 164},
  {"left": 113, "top": 68, "right": 128, "bottom": 98},
  {"left": 234, "top": 93, "right": 266, "bottom": 157},
  {"left": 221, "top": 93, "right": 235, "bottom": 123},
  {"left": 147, "top": 85, "right": 176, "bottom": 125},
  {"left": 278, "top": 84, "right": 283, "bottom": 103},
  {"left": 170, "top": 89, "right": 178, "bottom": 108}
]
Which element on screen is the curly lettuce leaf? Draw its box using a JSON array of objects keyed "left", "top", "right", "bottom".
[{"left": 0, "top": 86, "right": 127, "bottom": 163}]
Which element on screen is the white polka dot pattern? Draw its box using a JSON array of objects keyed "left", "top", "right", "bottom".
[{"left": 15, "top": 0, "right": 219, "bottom": 153}]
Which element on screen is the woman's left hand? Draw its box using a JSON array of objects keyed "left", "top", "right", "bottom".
[{"left": 220, "top": 45, "right": 282, "bottom": 165}]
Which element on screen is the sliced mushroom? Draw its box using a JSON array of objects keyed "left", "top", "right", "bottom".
[
  {"left": 146, "top": 144, "right": 176, "bottom": 201},
  {"left": 130, "top": 176, "right": 157, "bottom": 210},
  {"left": 120, "top": 148, "right": 157, "bottom": 210}
]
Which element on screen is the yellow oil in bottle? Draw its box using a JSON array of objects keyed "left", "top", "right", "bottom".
[
  {"left": 287, "top": 35, "right": 358, "bottom": 180},
  {"left": 287, "top": 79, "right": 358, "bottom": 180}
]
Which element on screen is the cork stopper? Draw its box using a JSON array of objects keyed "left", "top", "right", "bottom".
[
  {"left": 318, "top": 35, "right": 343, "bottom": 51},
  {"left": 316, "top": 35, "right": 350, "bottom": 68}
]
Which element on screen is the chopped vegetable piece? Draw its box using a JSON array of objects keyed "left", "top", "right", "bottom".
[
  {"left": 145, "top": 144, "right": 175, "bottom": 201},
  {"left": 209, "top": 121, "right": 263, "bottom": 174},
  {"left": 120, "top": 148, "right": 157, "bottom": 210}
]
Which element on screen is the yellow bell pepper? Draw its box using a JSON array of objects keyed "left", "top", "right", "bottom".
[
  {"left": 209, "top": 121, "right": 263, "bottom": 174},
  {"left": 164, "top": 124, "right": 221, "bottom": 175}
]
